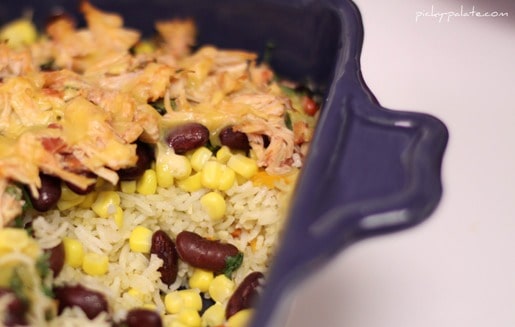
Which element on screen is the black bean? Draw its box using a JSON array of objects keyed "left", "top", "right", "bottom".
[
  {"left": 0, "top": 288, "right": 28, "bottom": 326},
  {"left": 28, "top": 173, "right": 61, "bottom": 212},
  {"left": 150, "top": 230, "right": 179, "bottom": 286},
  {"left": 54, "top": 284, "right": 108, "bottom": 319},
  {"left": 175, "top": 231, "right": 240, "bottom": 274},
  {"left": 47, "top": 242, "right": 65, "bottom": 277},
  {"left": 118, "top": 141, "right": 155, "bottom": 181},
  {"left": 165, "top": 123, "right": 209, "bottom": 154},
  {"left": 219, "top": 126, "right": 250, "bottom": 152},
  {"left": 226, "top": 271, "right": 264, "bottom": 319},
  {"left": 65, "top": 172, "right": 96, "bottom": 195},
  {"left": 125, "top": 308, "right": 162, "bottom": 327}
]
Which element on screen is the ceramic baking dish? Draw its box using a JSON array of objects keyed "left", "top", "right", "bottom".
[{"left": 1, "top": 0, "right": 448, "bottom": 326}]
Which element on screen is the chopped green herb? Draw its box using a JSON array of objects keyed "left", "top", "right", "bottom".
[
  {"left": 170, "top": 98, "right": 178, "bottom": 111},
  {"left": 284, "top": 112, "right": 293, "bottom": 130},
  {"left": 223, "top": 252, "right": 243, "bottom": 278},
  {"left": 149, "top": 99, "right": 167, "bottom": 115},
  {"left": 39, "top": 59, "right": 55, "bottom": 71},
  {"left": 36, "top": 253, "right": 54, "bottom": 298},
  {"left": 9, "top": 269, "right": 27, "bottom": 304},
  {"left": 205, "top": 141, "right": 221, "bottom": 155}
]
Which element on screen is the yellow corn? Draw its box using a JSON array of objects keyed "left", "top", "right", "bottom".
[
  {"left": 142, "top": 303, "right": 157, "bottom": 310},
  {"left": 129, "top": 226, "right": 153, "bottom": 253},
  {"left": 177, "top": 308, "right": 202, "bottom": 327},
  {"left": 200, "top": 192, "right": 226, "bottom": 221},
  {"left": 0, "top": 18, "right": 37, "bottom": 48},
  {"left": 200, "top": 161, "right": 223, "bottom": 189},
  {"left": 62, "top": 237, "right": 84, "bottom": 268},
  {"left": 201, "top": 302, "right": 225, "bottom": 327},
  {"left": 167, "top": 320, "right": 188, "bottom": 327},
  {"left": 164, "top": 289, "right": 202, "bottom": 314},
  {"left": 136, "top": 169, "right": 158, "bottom": 195},
  {"left": 208, "top": 274, "right": 234, "bottom": 303},
  {"left": 227, "top": 154, "right": 258, "bottom": 179},
  {"left": 169, "top": 154, "right": 192, "bottom": 179},
  {"left": 82, "top": 252, "right": 109, "bottom": 276},
  {"left": 120, "top": 180, "right": 137, "bottom": 194},
  {"left": 227, "top": 309, "right": 254, "bottom": 327},
  {"left": 78, "top": 192, "right": 97, "bottom": 209},
  {"left": 133, "top": 40, "right": 155, "bottom": 54},
  {"left": 156, "top": 162, "right": 175, "bottom": 188},
  {"left": 216, "top": 146, "right": 232, "bottom": 163},
  {"left": 127, "top": 288, "right": 142, "bottom": 299},
  {"left": 177, "top": 172, "right": 202, "bottom": 193},
  {"left": 218, "top": 165, "right": 236, "bottom": 191},
  {"left": 91, "top": 191, "right": 121, "bottom": 218},
  {"left": 164, "top": 291, "right": 183, "bottom": 314},
  {"left": 113, "top": 205, "right": 124, "bottom": 228},
  {"left": 57, "top": 185, "right": 85, "bottom": 210},
  {"left": 189, "top": 268, "right": 214, "bottom": 293},
  {"left": 0, "top": 228, "right": 41, "bottom": 258},
  {"left": 190, "top": 147, "right": 213, "bottom": 171}
]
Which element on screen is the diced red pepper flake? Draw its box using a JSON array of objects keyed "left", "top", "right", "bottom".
[{"left": 302, "top": 96, "right": 319, "bottom": 116}]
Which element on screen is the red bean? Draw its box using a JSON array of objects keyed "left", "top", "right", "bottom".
[
  {"left": 150, "top": 230, "right": 179, "bottom": 286},
  {"left": 47, "top": 242, "right": 65, "bottom": 277},
  {"left": 28, "top": 173, "right": 61, "bottom": 212},
  {"left": 175, "top": 231, "right": 241, "bottom": 274},
  {"left": 219, "top": 126, "right": 250, "bottom": 151},
  {"left": 0, "top": 288, "right": 28, "bottom": 326},
  {"left": 118, "top": 141, "right": 155, "bottom": 181},
  {"left": 54, "top": 284, "right": 108, "bottom": 319},
  {"left": 226, "top": 271, "right": 264, "bottom": 319},
  {"left": 165, "top": 123, "right": 209, "bottom": 154},
  {"left": 125, "top": 308, "right": 162, "bottom": 327}
]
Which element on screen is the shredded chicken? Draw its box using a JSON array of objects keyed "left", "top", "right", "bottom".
[{"left": 0, "top": 1, "right": 317, "bottom": 225}]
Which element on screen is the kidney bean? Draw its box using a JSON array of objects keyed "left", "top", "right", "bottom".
[
  {"left": 226, "top": 271, "right": 264, "bottom": 319},
  {"left": 165, "top": 123, "right": 209, "bottom": 154},
  {"left": 0, "top": 288, "right": 28, "bottom": 326},
  {"left": 118, "top": 141, "right": 155, "bottom": 181},
  {"left": 219, "top": 126, "right": 250, "bottom": 152},
  {"left": 28, "top": 173, "right": 61, "bottom": 212},
  {"left": 54, "top": 284, "right": 108, "bottom": 319},
  {"left": 126, "top": 308, "right": 162, "bottom": 327},
  {"left": 175, "top": 231, "right": 241, "bottom": 274},
  {"left": 65, "top": 172, "right": 96, "bottom": 195},
  {"left": 150, "top": 230, "right": 179, "bottom": 286},
  {"left": 47, "top": 242, "right": 65, "bottom": 277}
]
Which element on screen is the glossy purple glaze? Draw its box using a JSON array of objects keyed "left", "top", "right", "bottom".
[{"left": 2, "top": 1, "right": 448, "bottom": 326}]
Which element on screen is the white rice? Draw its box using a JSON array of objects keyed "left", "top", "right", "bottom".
[{"left": 30, "top": 179, "right": 292, "bottom": 322}]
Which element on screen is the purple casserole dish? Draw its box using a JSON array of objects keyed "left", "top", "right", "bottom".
[{"left": 1, "top": 0, "right": 448, "bottom": 326}]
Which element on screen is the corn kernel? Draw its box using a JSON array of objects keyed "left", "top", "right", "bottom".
[
  {"left": 142, "top": 303, "right": 157, "bottom": 310},
  {"left": 177, "top": 308, "right": 202, "bottom": 327},
  {"left": 113, "top": 205, "right": 124, "bottom": 228},
  {"left": 120, "top": 180, "right": 137, "bottom": 194},
  {"left": 129, "top": 226, "right": 153, "bottom": 253},
  {"left": 136, "top": 169, "right": 158, "bottom": 195},
  {"left": 168, "top": 320, "right": 188, "bottom": 327},
  {"left": 156, "top": 162, "right": 175, "bottom": 188},
  {"left": 0, "top": 228, "right": 41, "bottom": 258},
  {"left": 82, "top": 252, "right": 109, "bottom": 276},
  {"left": 177, "top": 172, "right": 202, "bottom": 192},
  {"left": 169, "top": 153, "right": 192, "bottom": 179},
  {"left": 164, "top": 291, "right": 183, "bottom": 314},
  {"left": 201, "top": 302, "right": 225, "bottom": 327},
  {"left": 164, "top": 289, "right": 202, "bottom": 314},
  {"left": 227, "top": 154, "right": 258, "bottom": 179},
  {"left": 208, "top": 274, "right": 234, "bottom": 303},
  {"left": 0, "top": 19, "right": 38, "bottom": 48},
  {"left": 127, "top": 288, "right": 142, "bottom": 299},
  {"left": 200, "top": 192, "right": 226, "bottom": 221},
  {"left": 62, "top": 237, "right": 84, "bottom": 268},
  {"left": 190, "top": 147, "right": 213, "bottom": 171},
  {"left": 216, "top": 146, "right": 232, "bottom": 163},
  {"left": 189, "top": 268, "right": 214, "bottom": 293},
  {"left": 78, "top": 192, "right": 97, "bottom": 209},
  {"left": 133, "top": 40, "right": 155, "bottom": 54},
  {"left": 57, "top": 198, "right": 84, "bottom": 211},
  {"left": 227, "top": 309, "right": 254, "bottom": 327},
  {"left": 217, "top": 165, "right": 236, "bottom": 191},
  {"left": 200, "top": 161, "right": 223, "bottom": 189},
  {"left": 60, "top": 184, "right": 84, "bottom": 201},
  {"left": 91, "top": 191, "right": 120, "bottom": 218}
]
